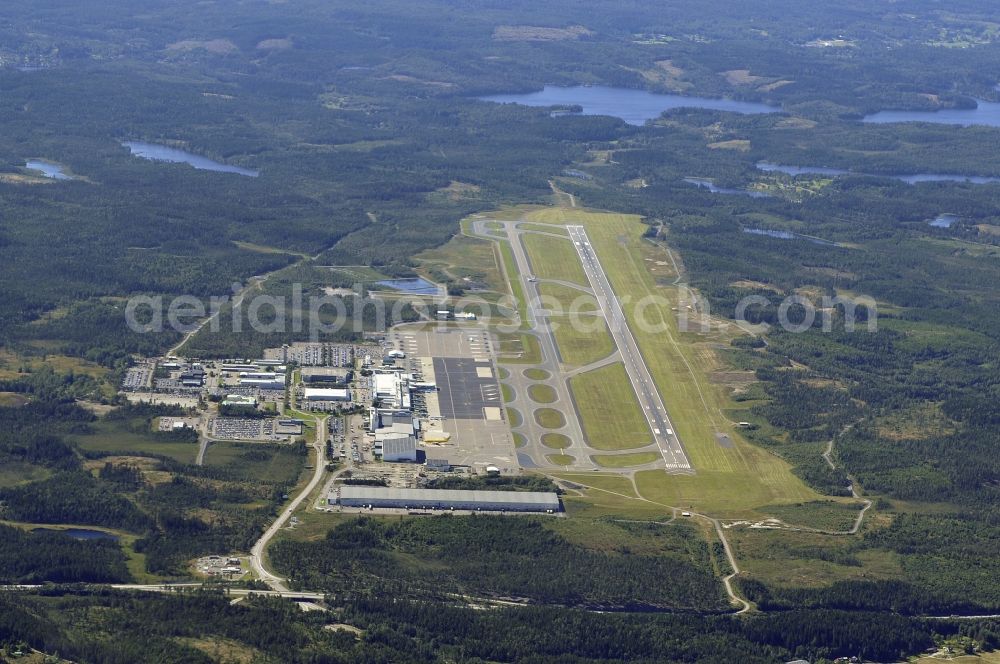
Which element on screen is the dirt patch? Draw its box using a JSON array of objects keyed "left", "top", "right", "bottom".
[
  {"left": 167, "top": 39, "right": 239, "bottom": 55},
  {"left": 729, "top": 279, "right": 783, "bottom": 293},
  {"left": 710, "top": 371, "right": 757, "bottom": 385},
  {"left": 708, "top": 139, "right": 750, "bottom": 151},
  {"left": 775, "top": 117, "right": 817, "bottom": 130},
  {"left": 0, "top": 174, "right": 54, "bottom": 185},
  {"left": 382, "top": 74, "right": 455, "bottom": 88},
  {"left": 325, "top": 623, "right": 364, "bottom": 637},
  {"left": 655, "top": 59, "right": 684, "bottom": 77},
  {"left": 758, "top": 80, "right": 794, "bottom": 92},
  {"left": 76, "top": 401, "right": 117, "bottom": 416},
  {"left": 977, "top": 224, "right": 1000, "bottom": 236},
  {"left": 435, "top": 180, "right": 482, "bottom": 201},
  {"left": 493, "top": 25, "right": 592, "bottom": 41}
]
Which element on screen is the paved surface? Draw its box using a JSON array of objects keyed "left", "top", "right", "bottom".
[
  {"left": 387, "top": 325, "right": 518, "bottom": 472},
  {"left": 567, "top": 225, "right": 692, "bottom": 471},
  {"left": 495, "top": 220, "right": 595, "bottom": 470},
  {"left": 434, "top": 357, "right": 502, "bottom": 419}
]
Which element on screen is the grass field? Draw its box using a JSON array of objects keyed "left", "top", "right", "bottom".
[
  {"left": 541, "top": 433, "right": 572, "bottom": 449},
  {"left": 415, "top": 232, "right": 506, "bottom": 293},
  {"left": 202, "top": 441, "right": 306, "bottom": 484},
  {"left": 497, "top": 332, "right": 542, "bottom": 364},
  {"left": 525, "top": 206, "right": 817, "bottom": 516},
  {"left": 593, "top": 452, "right": 659, "bottom": 468},
  {"left": 538, "top": 282, "right": 599, "bottom": 314},
  {"left": 523, "top": 368, "right": 550, "bottom": 380},
  {"left": 570, "top": 363, "right": 652, "bottom": 451},
  {"left": 552, "top": 317, "right": 615, "bottom": 366},
  {"left": 501, "top": 383, "right": 515, "bottom": 403},
  {"left": 513, "top": 432, "right": 527, "bottom": 448},
  {"left": 548, "top": 472, "right": 674, "bottom": 518},
  {"left": 726, "top": 526, "right": 903, "bottom": 589},
  {"left": 495, "top": 240, "right": 529, "bottom": 327},
  {"left": 528, "top": 384, "right": 557, "bottom": 403},
  {"left": 68, "top": 421, "right": 198, "bottom": 464},
  {"left": 0, "top": 392, "right": 30, "bottom": 407},
  {"left": 0, "top": 462, "right": 51, "bottom": 487},
  {"left": 546, "top": 454, "right": 575, "bottom": 466},
  {"left": 507, "top": 408, "right": 523, "bottom": 427},
  {"left": 522, "top": 233, "right": 589, "bottom": 286},
  {"left": 534, "top": 408, "right": 566, "bottom": 429},
  {"left": 518, "top": 222, "right": 569, "bottom": 236},
  {"left": 762, "top": 500, "right": 868, "bottom": 531}
]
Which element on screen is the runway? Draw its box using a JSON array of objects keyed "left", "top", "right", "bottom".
[{"left": 566, "top": 225, "right": 692, "bottom": 471}]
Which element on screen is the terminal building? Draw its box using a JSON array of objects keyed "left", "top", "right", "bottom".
[
  {"left": 331, "top": 487, "right": 560, "bottom": 512},
  {"left": 372, "top": 371, "right": 410, "bottom": 410}
]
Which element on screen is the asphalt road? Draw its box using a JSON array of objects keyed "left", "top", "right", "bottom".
[
  {"left": 566, "top": 225, "right": 692, "bottom": 471},
  {"left": 249, "top": 415, "right": 329, "bottom": 591}
]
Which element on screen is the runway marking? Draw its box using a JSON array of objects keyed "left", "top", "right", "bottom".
[{"left": 567, "top": 225, "right": 692, "bottom": 471}]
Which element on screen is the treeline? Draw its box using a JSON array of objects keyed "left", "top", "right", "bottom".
[
  {"left": 271, "top": 515, "right": 728, "bottom": 611},
  {"left": 2, "top": 588, "right": 984, "bottom": 663},
  {"left": 0, "top": 472, "right": 152, "bottom": 533}
]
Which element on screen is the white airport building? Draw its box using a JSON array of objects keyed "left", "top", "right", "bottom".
[
  {"left": 331, "top": 487, "right": 560, "bottom": 512},
  {"left": 303, "top": 387, "right": 352, "bottom": 402}
]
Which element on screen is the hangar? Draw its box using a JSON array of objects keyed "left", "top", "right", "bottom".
[{"left": 331, "top": 486, "right": 560, "bottom": 512}]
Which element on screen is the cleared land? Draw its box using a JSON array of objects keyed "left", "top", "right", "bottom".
[
  {"left": 68, "top": 421, "right": 197, "bottom": 464},
  {"left": 522, "top": 233, "right": 588, "bottom": 286},
  {"left": 416, "top": 232, "right": 505, "bottom": 293},
  {"left": 570, "top": 363, "right": 652, "bottom": 451}
]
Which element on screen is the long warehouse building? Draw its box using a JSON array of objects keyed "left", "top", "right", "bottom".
[{"left": 331, "top": 486, "right": 560, "bottom": 512}]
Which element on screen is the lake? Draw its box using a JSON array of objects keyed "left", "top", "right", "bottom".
[
  {"left": 929, "top": 214, "right": 960, "bottom": 228},
  {"left": 756, "top": 162, "right": 1000, "bottom": 185},
  {"left": 375, "top": 278, "right": 439, "bottom": 294},
  {"left": 684, "top": 177, "right": 772, "bottom": 198},
  {"left": 479, "top": 85, "right": 779, "bottom": 125},
  {"left": 742, "top": 227, "right": 839, "bottom": 247},
  {"left": 32, "top": 527, "right": 120, "bottom": 541},
  {"left": 26, "top": 159, "right": 73, "bottom": 180},
  {"left": 863, "top": 99, "right": 1000, "bottom": 127},
  {"left": 123, "top": 141, "right": 259, "bottom": 177}
]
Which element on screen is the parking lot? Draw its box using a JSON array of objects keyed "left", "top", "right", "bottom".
[{"left": 209, "top": 417, "right": 287, "bottom": 442}]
